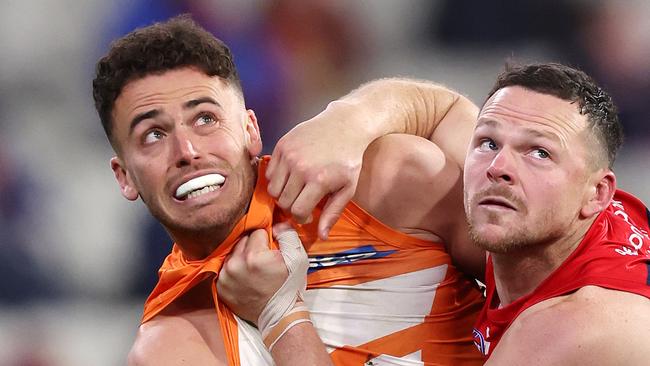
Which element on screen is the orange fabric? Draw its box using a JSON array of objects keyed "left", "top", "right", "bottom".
[
  {"left": 141, "top": 156, "right": 484, "bottom": 365},
  {"left": 299, "top": 199, "right": 485, "bottom": 365},
  {"left": 141, "top": 157, "right": 277, "bottom": 366}
]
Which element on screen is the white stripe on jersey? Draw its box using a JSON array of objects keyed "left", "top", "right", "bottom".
[{"left": 305, "top": 265, "right": 449, "bottom": 352}]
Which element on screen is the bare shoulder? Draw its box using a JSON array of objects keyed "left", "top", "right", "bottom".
[
  {"left": 353, "top": 133, "right": 484, "bottom": 278},
  {"left": 127, "top": 309, "right": 226, "bottom": 366},
  {"left": 353, "top": 133, "right": 463, "bottom": 239},
  {"left": 488, "top": 286, "right": 650, "bottom": 365}
]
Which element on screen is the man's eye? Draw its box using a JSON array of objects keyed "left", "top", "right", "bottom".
[
  {"left": 478, "top": 139, "right": 498, "bottom": 151},
  {"left": 531, "top": 149, "right": 550, "bottom": 159},
  {"left": 196, "top": 114, "right": 216, "bottom": 126},
  {"left": 143, "top": 130, "right": 164, "bottom": 144}
]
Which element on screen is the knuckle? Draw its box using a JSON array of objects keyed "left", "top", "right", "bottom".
[
  {"left": 244, "top": 254, "right": 262, "bottom": 272},
  {"left": 309, "top": 170, "right": 327, "bottom": 185},
  {"left": 291, "top": 205, "right": 309, "bottom": 221},
  {"left": 284, "top": 151, "right": 299, "bottom": 167},
  {"left": 277, "top": 194, "right": 291, "bottom": 210}
]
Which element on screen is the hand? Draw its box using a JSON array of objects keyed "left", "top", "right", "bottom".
[
  {"left": 217, "top": 228, "right": 287, "bottom": 324},
  {"left": 217, "top": 224, "right": 308, "bottom": 326},
  {"left": 267, "top": 104, "right": 372, "bottom": 240}
]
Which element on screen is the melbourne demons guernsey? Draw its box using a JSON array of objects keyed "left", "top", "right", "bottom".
[
  {"left": 298, "top": 200, "right": 485, "bottom": 365},
  {"left": 473, "top": 190, "right": 650, "bottom": 358}
]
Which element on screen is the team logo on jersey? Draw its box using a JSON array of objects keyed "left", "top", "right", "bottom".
[
  {"left": 472, "top": 327, "right": 491, "bottom": 356},
  {"left": 308, "top": 245, "right": 396, "bottom": 273}
]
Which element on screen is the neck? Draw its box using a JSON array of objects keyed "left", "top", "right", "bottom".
[{"left": 491, "top": 218, "right": 595, "bottom": 306}]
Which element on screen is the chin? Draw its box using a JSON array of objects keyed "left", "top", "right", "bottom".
[{"left": 469, "top": 223, "right": 522, "bottom": 254}]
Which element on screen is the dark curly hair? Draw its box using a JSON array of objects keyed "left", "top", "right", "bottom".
[
  {"left": 92, "top": 15, "right": 242, "bottom": 147},
  {"left": 485, "top": 63, "right": 623, "bottom": 168}
]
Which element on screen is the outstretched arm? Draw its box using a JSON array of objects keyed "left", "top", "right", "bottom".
[{"left": 267, "top": 78, "right": 478, "bottom": 240}]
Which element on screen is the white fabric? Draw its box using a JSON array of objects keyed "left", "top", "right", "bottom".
[
  {"left": 236, "top": 315, "right": 275, "bottom": 365},
  {"left": 258, "top": 229, "right": 309, "bottom": 341},
  {"left": 305, "top": 265, "right": 448, "bottom": 353}
]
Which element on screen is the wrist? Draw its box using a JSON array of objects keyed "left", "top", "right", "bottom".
[
  {"left": 322, "top": 99, "right": 386, "bottom": 144},
  {"left": 262, "top": 301, "right": 312, "bottom": 350}
]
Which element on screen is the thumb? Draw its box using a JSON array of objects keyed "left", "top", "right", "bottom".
[
  {"left": 273, "top": 224, "right": 308, "bottom": 277},
  {"left": 318, "top": 187, "right": 353, "bottom": 240}
]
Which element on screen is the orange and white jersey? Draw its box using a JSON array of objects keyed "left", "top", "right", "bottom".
[{"left": 297, "top": 202, "right": 485, "bottom": 366}]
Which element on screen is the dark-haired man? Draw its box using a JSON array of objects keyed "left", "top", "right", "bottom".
[
  {"left": 257, "top": 62, "right": 650, "bottom": 364},
  {"left": 466, "top": 63, "right": 650, "bottom": 364},
  {"left": 93, "top": 16, "right": 486, "bottom": 365}
]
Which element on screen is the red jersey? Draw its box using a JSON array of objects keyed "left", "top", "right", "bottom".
[{"left": 473, "top": 190, "right": 650, "bottom": 357}]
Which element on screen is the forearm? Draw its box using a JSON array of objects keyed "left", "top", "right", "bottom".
[
  {"left": 325, "top": 78, "right": 478, "bottom": 164},
  {"left": 271, "top": 322, "right": 332, "bottom": 366}
]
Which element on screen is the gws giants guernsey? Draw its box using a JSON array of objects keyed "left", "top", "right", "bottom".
[{"left": 300, "top": 200, "right": 485, "bottom": 365}]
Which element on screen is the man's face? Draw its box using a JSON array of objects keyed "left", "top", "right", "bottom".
[
  {"left": 110, "top": 67, "right": 262, "bottom": 238},
  {"left": 464, "top": 86, "right": 599, "bottom": 253}
]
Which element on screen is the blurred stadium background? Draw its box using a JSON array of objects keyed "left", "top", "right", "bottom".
[{"left": 0, "top": 1, "right": 648, "bottom": 364}]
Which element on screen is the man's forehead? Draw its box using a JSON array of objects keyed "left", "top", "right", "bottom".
[
  {"left": 478, "top": 86, "right": 588, "bottom": 137},
  {"left": 113, "top": 68, "right": 237, "bottom": 120}
]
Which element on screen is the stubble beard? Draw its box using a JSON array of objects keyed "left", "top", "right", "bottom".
[
  {"left": 146, "top": 160, "right": 259, "bottom": 242},
  {"left": 466, "top": 206, "right": 564, "bottom": 255}
]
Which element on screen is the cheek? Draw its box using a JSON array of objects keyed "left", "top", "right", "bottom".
[
  {"left": 200, "top": 131, "right": 247, "bottom": 163},
  {"left": 463, "top": 160, "right": 484, "bottom": 191},
  {"left": 130, "top": 160, "right": 165, "bottom": 194}
]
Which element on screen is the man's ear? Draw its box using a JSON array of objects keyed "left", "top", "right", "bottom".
[
  {"left": 244, "top": 109, "right": 263, "bottom": 157},
  {"left": 581, "top": 170, "right": 616, "bottom": 218},
  {"left": 110, "top": 156, "right": 139, "bottom": 201}
]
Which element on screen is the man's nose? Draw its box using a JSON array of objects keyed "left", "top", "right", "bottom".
[
  {"left": 172, "top": 129, "right": 201, "bottom": 168},
  {"left": 486, "top": 149, "right": 515, "bottom": 184}
]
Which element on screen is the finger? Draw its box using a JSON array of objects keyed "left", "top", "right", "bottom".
[
  {"left": 277, "top": 172, "right": 306, "bottom": 211},
  {"left": 266, "top": 157, "right": 290, "bottom": 198},
  {"left": 274, "top": 228, "right": 307, "bottom": 272},
  {"left": 289, "top": 183, "right": 328, "bottom": 224},
  {"left": 318, "top": 187, "right": 354, "bottom": 241},
  {"left": 232, "top": 234, "right": 249, "bottom": 257},
  {"left": 266, "top": 148, "right": 279, "bottom": 179},
  {"left": 272, "top": 222, "right": 294, "bottom": 237},
  {"left": 221, "top": 235, "right": 248, "bottom": 276},
  {"left": 216, "top": 265, "right": 231, "bottom": 291},
  {"left": 244, "top": 229, "right": 271, "bottom": 254}
]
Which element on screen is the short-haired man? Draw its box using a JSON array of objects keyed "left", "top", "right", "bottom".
[
  {"left": 93, "top": 16, "right": 486, "bottom": 365},
  {"left": 262, "top": 62, "right": 650, "bottom": 364},
  {"left": 466, "top": 63, "right": 650, "bottom": 364}
]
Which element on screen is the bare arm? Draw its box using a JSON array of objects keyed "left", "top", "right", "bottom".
[
  {"left": 268, "top": 78, "right": 478, "bottom": 240},
  {"left": 217, "top": 227, "right": 332, "bottom": 366},
  {"left": 272, "top": 323, "right": 331, "bottom": 366}
]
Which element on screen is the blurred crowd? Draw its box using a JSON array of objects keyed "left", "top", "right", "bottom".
[{"left": 0, "top": 1, "right": 648, "bottom": 365}]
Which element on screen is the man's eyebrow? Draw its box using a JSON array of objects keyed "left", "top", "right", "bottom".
[
  {"left": 184, "top": 97, "right": 221, "bottom": 109},
  {"left": 477, "top": 119, "right": 562, "bottom": 144},
  {"left": 127, "top": 97, "right": 221, "bottom": 136},
  {"left": 129, "top": 109, "right": 159, "bottom": 135}
]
